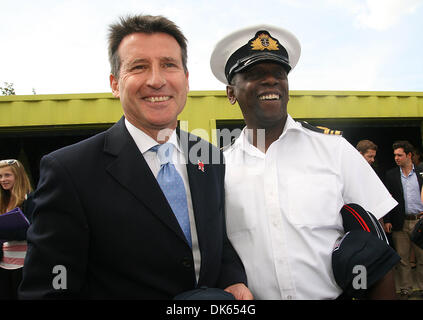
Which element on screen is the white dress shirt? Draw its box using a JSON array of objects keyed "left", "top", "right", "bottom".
[
  {"left": 125, "top": 119, "right": 201, "bottom": 281},
  {"left": 400, "top": 166, "right": 423, "bottom": 215},
  {"left": 224, "top": 115, "right": 398, "bottom": 299}
]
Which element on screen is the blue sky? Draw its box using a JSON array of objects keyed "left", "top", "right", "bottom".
[{"left": 1, "top": 0, "right": 422, "bottom": 95}]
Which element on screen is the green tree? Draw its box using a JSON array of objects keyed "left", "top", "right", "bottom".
[{"left": 0, "top": 82, "right": 16, "bottom": 95}]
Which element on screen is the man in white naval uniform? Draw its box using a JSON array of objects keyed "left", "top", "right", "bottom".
[{"left": 210, "top": 25, "right": 398, "bottom": 300}]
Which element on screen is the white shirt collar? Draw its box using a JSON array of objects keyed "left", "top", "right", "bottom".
[
  {"left": 233, "top": 114, "right": 301, "bottom": 157},
  {"left": 124, "top": 118, "right": 182, "bottom": 155}
]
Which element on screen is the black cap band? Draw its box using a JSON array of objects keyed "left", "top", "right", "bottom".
[{"left": 224, "top": 30, "right": 290, "bottom": 83}]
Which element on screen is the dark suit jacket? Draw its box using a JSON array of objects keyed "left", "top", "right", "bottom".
[
  {"left": 384, "top": 166, "right": 423, "bottom": 231},
  {"left": 19, "top": 117, "right": 247, "bottom": 299}
]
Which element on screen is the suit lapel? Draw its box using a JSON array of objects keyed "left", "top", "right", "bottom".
[
  {"left": 178, "top": 128, "right": 206, "bottom": 235},
  {"left": 178, "top": 129, "right": 208, "bottom": 220},
  {"left": 178, "top": 129, "right": 216, "bottom": 281},
  {"left": 104, "top": 118, "right": 187, "bottom": 241},
  {"left": 394, "top": 168, "right": 404, "bottom": 199},
  {"left": 415, "top": 167, "right": 423, "bottom": 190}
]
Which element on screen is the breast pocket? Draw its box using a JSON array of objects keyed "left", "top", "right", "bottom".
[
  {"left": 225, "top": 168, "right": 263, "bottom": 235},
  {"left": 285, "top": 174, "right": 341, "bottom": 227}
]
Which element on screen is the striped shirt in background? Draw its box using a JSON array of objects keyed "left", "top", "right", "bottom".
[{"left": 0, "top": 240, "right": 27, "bottom": 269}]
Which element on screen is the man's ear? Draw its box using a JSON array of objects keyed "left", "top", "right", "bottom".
[
  {"left": 226, "top": 85, "right": 237, "bottom": 105},
  {"left": 110, "top": 73, "right": 120, "bottom": 98},
  {"left": 185, "top": 71, "right": 190, "bottom": 93}
]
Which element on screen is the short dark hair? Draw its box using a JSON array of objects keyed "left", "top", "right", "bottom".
[
  {"left": 392, "top": 140, "right": 414, "bottom": 155},
  {"left": 108, "top": 14, "right": 188, "bottom": 78},
  {"left": 356, "top": 140, "right": 378, "bottom": 154}
]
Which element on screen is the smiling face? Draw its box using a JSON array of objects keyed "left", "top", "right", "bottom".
[
  {"left": 0, "top": 166, "right": 16, "bottom": 191},
  {"left": 110, "top": 32, "right": 189, "bottom": 140},
  {"left": 226, "top": 62, "right": 289, "bottom": 132}
]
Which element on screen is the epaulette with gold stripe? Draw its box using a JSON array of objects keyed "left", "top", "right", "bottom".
[{"left": 299, "top": 121, "right": 343, "bottom": 136}]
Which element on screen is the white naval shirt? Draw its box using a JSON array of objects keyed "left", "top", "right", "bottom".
[{"left": 224, "top": 115, "right": 398, "bottom": 300}]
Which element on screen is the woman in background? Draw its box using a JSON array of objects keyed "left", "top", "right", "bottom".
[{"left": 0, "top": 159, "right": 32, "bottom": 299}]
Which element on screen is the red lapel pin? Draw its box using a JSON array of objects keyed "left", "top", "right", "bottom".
[{"left": 197, "top": 160, "right": 205, "bottom": 172}]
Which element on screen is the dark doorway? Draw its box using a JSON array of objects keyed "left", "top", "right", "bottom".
[
  {"left": 0, "top": 121, "right": 186, "bottom": 187},
  {"left": 2, "top": 119, "right": 421, "bottom": 188},
  {"left": 0, "top": 125, "right": 112, "bottom": 188}
]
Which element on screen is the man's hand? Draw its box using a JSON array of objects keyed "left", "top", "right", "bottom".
[
  {"left": 384, "top": 223, "right": 392, "bottom": 233},
  {"left": 224, "top": 283, "right": 254, "bottom": 300},
  {"left": 367, "top": 270, "right": 397, "bottom": 300}
]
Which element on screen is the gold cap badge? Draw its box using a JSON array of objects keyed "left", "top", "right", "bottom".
[{"left": 250, "top": 33, "right": 279, "bottom": 51}]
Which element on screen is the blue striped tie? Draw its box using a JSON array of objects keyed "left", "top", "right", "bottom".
[{"left": 151, "top": 143, "right": 192, "bottom": 247}]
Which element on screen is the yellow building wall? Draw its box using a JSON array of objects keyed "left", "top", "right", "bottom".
[{"left": 1, "top": 90, "right": 423, "bottom": 142}]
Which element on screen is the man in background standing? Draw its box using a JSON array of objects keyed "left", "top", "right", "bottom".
[
  {"left": 384, "top": 140, "right": 423, "bottom": 299},
  {"left": 356, "top": 139, "right": 378, "bottom": 167}
]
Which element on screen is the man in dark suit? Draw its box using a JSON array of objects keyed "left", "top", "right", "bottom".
[
  {"left": 18, "top": 14, "right": 251, "bottom": 300},
  {"left": 384, "top": 140, "right": 423, "bottom": 299}
]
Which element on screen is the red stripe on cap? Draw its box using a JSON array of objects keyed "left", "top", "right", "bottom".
[{"left": 343, "top": 205, "right": 371, "bottom": 232}]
